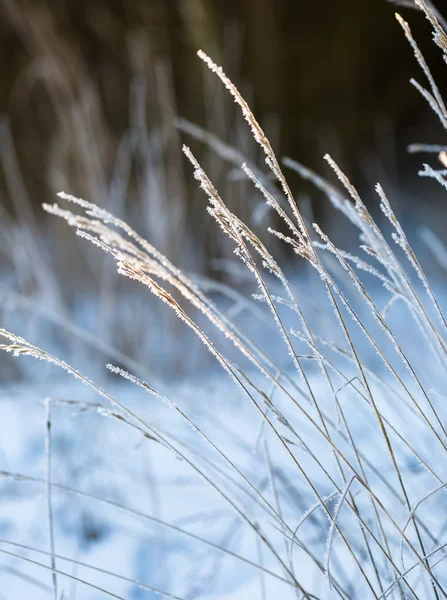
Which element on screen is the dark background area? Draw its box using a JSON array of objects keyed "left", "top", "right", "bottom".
[{"left": 1, "top": 0, "right": 447, "bottom": 266}]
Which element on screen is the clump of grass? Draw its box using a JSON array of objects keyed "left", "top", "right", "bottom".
[{"left": 3, "top": 0, "right": 447, "bottom": 598}]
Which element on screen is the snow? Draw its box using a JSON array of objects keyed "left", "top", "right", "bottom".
[{"left": 1, "top": 221, "right": 447, "bottom": 599}]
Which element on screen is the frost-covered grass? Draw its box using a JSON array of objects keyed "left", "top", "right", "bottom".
[{"left": 2, "top": 1, "right": 447, "bottom": 598}]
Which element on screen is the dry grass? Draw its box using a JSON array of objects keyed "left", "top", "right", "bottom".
[{"left": 2, "top": 1, "right": 447, "bottom": 598}]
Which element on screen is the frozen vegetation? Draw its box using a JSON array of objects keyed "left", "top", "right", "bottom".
[{"left": 2, "top": 1, "right": 447, "bottom": 598}]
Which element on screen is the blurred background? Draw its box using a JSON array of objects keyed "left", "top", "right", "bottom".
[
  {"left": 2, "top": 0, "right": 447, "bottom": 229},
  {"left": 1, "top": 0, "right": 447, "bottom": 375}
]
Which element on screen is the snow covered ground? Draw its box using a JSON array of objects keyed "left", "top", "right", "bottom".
[
  {"left": 1, "top": 268, "right": 447, "bottom": 599},
  {"left": 1, "top": 152, "right": 447, "bottom": 599},
  {"left": 0, "top": 365, "right": 312, "bottom": 600}
]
